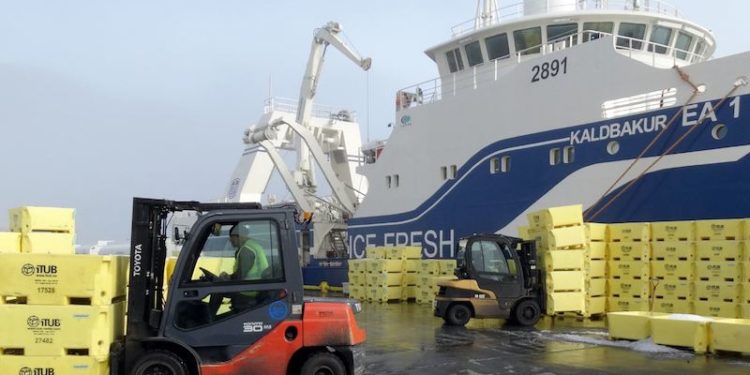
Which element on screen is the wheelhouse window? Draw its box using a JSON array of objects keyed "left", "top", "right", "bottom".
[
  {"left": 446, "top": 48, "right": 465, "bottom": 73},
  {"left": 693, "top": 40, "right": 707, "bottom": 62},
  {"left": 617, "top": 23, "right": 646, "bottom": 50},
  {"left": 674, "top": 32, "right": 693, "bottom": 60},
  {"left": 464, "top": 41, "right": 484, "bottom": 67},
  {"left": 485, "top": 33, "right": 510, "bottom": 60},
  {"left": 386, "top": 175, "right": 392, "bottom": 188},
  {"left": 441, "top": 166, "right": 448, "bottom": 180},
  {"left": 514, "top": 27, "right": 542, "bottom": 55},
  {"left": 450, "top": 165, "right": 458, "bottom": 179},
  {"left": 547, "top": 23, "right": 578, "bottom": 44},
  {"left": 648, "top": 26, "right": 673, "bottom": 54},
  {"left": 582, "top": 22, "right": 614, "bottom": 42}
]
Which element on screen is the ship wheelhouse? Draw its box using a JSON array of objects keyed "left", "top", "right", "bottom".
[{"left": 397, "top": 0, "right": 715, "bottom": 109}]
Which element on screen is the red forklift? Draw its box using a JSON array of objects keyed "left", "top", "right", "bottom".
[{"left": 110, "top": 198, "right": 365, "bottom": 375}]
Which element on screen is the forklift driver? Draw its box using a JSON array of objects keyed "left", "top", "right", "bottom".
[
  {"left": 208, "top": 223, "right": 271, "bottom": 316},
  {"left": 223, "top": 223, "right": 270, "bottom": 282}
]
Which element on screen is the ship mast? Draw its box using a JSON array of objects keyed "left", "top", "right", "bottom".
[{"left": 474, "top": 0, "right": 499, "bottom": 30}]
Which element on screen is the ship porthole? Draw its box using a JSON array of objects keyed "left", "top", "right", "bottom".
[
  {"left": 711, "top": 124, "right": 727, "bottom": 140},
  {"left": 607, "top": 141, "right": 620, "bottom": 155}
]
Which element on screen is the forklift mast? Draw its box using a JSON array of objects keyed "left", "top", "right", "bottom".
[{"left": 126, "top": 198, "right": 261, "bottom": 343}]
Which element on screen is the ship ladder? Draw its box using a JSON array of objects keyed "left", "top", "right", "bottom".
[
  {"left": 328, "top": 229, "right": 348, "bottom": 258},
  {"left": 586, "top": 69, "right": 748, "bottom": 221}
]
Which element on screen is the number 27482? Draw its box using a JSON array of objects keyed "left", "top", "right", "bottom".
[{"left": 531, "top": 57, "right": 568, "bottom": 83}]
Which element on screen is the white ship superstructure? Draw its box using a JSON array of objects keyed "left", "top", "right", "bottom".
[{"left": 348, "top": 0, "right": 750, "bottom": 258}]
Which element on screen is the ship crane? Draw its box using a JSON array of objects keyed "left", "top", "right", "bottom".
[
  {"left": 293, "top": 21, "right": 371, "bottom": 210},
  {"left": 223, "top": 21, "right": 371, "bottom": 259}
]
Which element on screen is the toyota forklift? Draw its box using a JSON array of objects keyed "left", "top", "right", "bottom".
[
  {"left": 434, "top": 234, "right": 545, "bottom": 327},
  {"left": 110, "top": 198, "right": 365, "bottom": 375}
]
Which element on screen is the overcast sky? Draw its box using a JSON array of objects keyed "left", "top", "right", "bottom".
[{"left": 1, "top": 0, "right": 749, "bottom": 245}]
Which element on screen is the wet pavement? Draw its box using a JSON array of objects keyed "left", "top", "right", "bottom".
[{"left": 355, "top": 302, "right": 750, "bottom": 375}]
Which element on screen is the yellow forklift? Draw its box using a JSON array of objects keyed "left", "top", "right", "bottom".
[{"left": 434, "top": 234, "right": 544, "bottom": 327}]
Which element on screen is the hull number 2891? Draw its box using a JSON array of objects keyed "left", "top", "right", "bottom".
[{"left": 531, "top": 57, "right": 568, "bottom": 83}]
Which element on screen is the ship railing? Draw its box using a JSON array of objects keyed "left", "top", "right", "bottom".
[
  {"left": 451, "top": 0, "right": 681, "bottom": 37},
  {"left": 397, "top": 30, "right": 706, "bottom": 110},
  {"left": 264, "top": 97, "right": 358, "bottom": 122}
]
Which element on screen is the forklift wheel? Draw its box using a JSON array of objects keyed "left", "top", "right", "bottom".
[
  {"left": 444, "top": 304, "right": 472, "bottom": 326},
  {"left": 300, "top": 352, "right": 347, "bottom": 375},
  {"left": 132, "top": 350, "right": 189, "bottom": 375},
  {"left": 513, "top": 299, "right": 541, "bottom": 327}
]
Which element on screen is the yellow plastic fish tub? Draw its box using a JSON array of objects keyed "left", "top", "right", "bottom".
[
  {"left": 650, "top": 314, "right": 712, "bottom": 353},
  {"left": 386, "top": 246, "right": 422, "bottom": 260},
  {"left": 0, "top": 302, "right": 125, "bottom": 360},
  {"left": 607, "top": 311, "right": 668, "bottom": 340},
  {"left": 365, "top": 247, "right": 387, "bottom": 259},
  {"left": 544, "top": 250, "right": 585, "bottom": 271},
  {"left": 609, "top": 223, "right": 650, "bottom": 242},
  {"left": 651, "top": 260, "right": 694, "bottom": 280},
  {"left": 609, "top": 260, "right": 650, "bottom": 280},
  {"left": 695, "top": 261, "right": 742, "bottom": 282},
  {"left": 695, "top": 219, "right": 743, "bottom": 241},
  {"left": 367, "top": 259, "right": 403, "bottom": 273},
  {"left": 651, "top": 242, "right": 695, "bottom": 261},
  {"left": 0, "top": 254, "right": 128, "bottom": 306},
  {"left": 9, "top": 206, "right": 75, "bottom": 233},
  {"left": 21, "top": 232, "right": 75, "bottom": 255},
  {"left": 693, "top": 301, "right": 739, "bottom": 318},
  {"left": 709, "top": 318, "right": 750, "bottom": 354},
  {"left": 586, "top": 223, "right": 608, "bottom": 242},
  {"left": 608, "top": 278, "right": 650, "bottom": 299},
  {"left": 366, "top": 272, "right": 403, "bottom": 287},
  {"left": 651, "top": 299, "right": 693, "bottom": 314},
  {"left": 651, "top": 221, "right": 695, "bottom": 242},
  {"left": 608, "top": 242, "right": 651, "bottom": 261},
  {"left": 652, "top": 279, "right": 693, "bottom": 300},
  {"left": 696, "top": 241, "right": 743, "bottom": 262},
  {"left": 607, "top": 297, "right": 650, "bottom": 312},
  {"left": 0, "top": 355, "right": 108, "bottom": 375}
]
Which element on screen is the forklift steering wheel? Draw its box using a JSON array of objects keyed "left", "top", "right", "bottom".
[{"left": 199, "top": 267, "right": 218, "bottom": 281}]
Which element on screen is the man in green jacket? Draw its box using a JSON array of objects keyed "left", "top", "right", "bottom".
[{"left": 227, "top": 223, "right": 270, "bottom": 281}]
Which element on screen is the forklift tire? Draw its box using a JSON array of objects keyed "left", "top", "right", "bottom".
[
  {"left": 512, "top": 299, "right": 541, "bottom": 327},
  {"left": 444, "top": 303, "right": 472, "bottom": 326},
  {"left": 132, "top": 350, "right": 189, "bottom": 375},
  {"left": 300, "top": 352, "right": 347, "bottom": 375}
]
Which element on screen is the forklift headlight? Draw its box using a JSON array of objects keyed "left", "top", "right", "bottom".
[{"left": 352, "top": 302, "right": 362, "bottom": 314}]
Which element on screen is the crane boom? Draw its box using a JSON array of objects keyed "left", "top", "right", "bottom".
[{"left": 295, "top": 21, "right": 371, "bottom": 193}]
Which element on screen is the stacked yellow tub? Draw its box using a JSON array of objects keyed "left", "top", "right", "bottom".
[
  {"left": 347, "top": 246, "right": 424, "bottom": 303},
  {"left": 528, "top": 205, "right": 605, "bottom": 317},
  {"left": 0, "top": 207, "right": 128, "bottom": 375},
  {"left": 607, "top": 223, "right": 653, "bottom": 312},
  {"left": 415, "top": 260, "right": 456, "bottom": 305},
  {"left": 650, "top": 221, "right": 695, "bottom": 314},
  {"left": 693, "top": 219, "right": 744, "bottom": 318}
]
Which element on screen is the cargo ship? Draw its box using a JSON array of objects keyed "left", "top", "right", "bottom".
[
  {"left": 346, "top": 0, "right": 750, "bottom": 258},
  {"left": 227, "top": 0, "right": 750, "bottom": 261}
]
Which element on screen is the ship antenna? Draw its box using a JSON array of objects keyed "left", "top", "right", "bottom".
[{"left": 474, "top": 0, "right": 499, "bottom": 30}]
